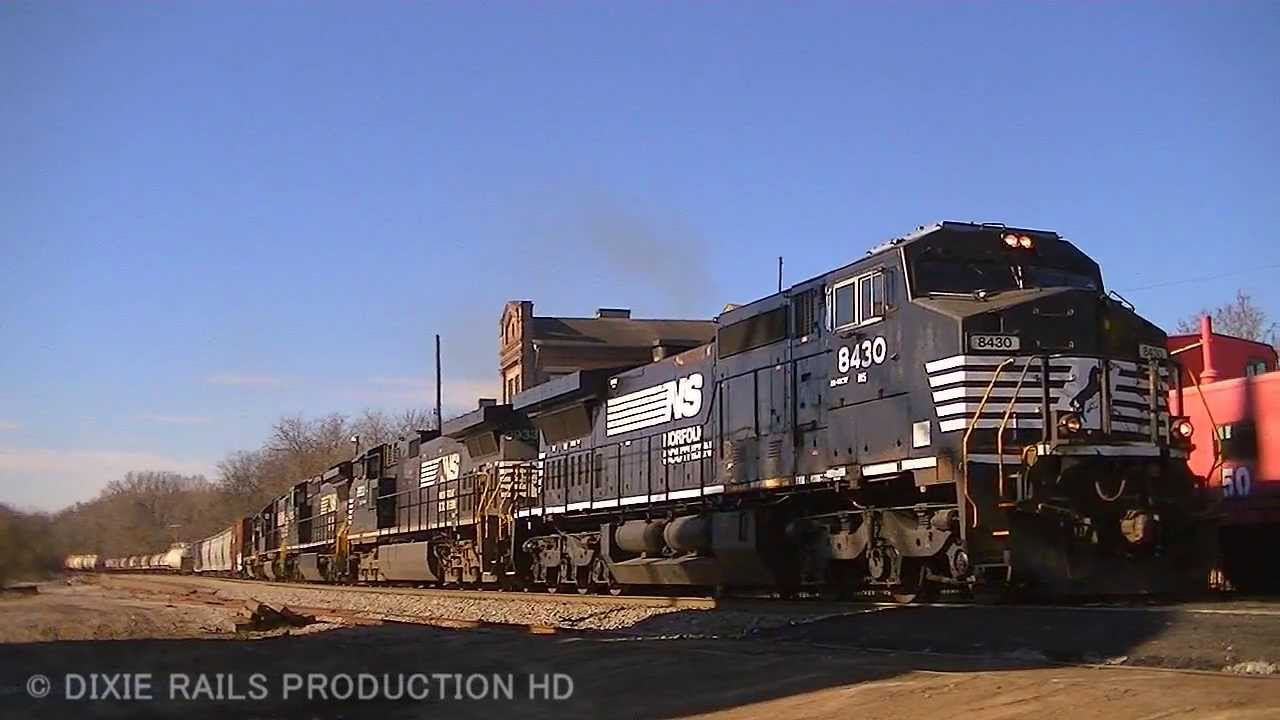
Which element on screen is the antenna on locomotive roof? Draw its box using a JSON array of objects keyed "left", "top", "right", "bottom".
[
  {"left": 777, "top": 256, "right": 783, "bottom": 292},
  {"left": 434, "top": 334, "right": 443, "bottom": 432}
]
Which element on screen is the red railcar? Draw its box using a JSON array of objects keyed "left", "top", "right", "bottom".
[{"left": 1169, "top": 318, "right": 1280, "bottom": 590}]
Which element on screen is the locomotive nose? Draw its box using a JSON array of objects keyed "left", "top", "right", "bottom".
[
  {"left": 963, "top": 288, "right": 1102, "bottom": 355},
  {"left": 964, "top": 289, "right": 1163, "bottom": 362}
]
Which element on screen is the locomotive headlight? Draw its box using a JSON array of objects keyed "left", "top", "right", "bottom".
[
  {"left": 1171, "top": 417, "right": 1195, "bottom": 441},
  {"left": 1058, "top": 412, "right": 1084, "bottom": 435},
  {"left": 1002, "top": 233, "right": 1035, "bottom": 249}
]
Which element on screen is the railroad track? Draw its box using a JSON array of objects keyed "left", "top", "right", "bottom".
[
  {"left": 102, "top": 573, "right": 721, "bottom": 609},
  {"left": 90, "top": 572, "right": 1280, "bottom": 618},
  {"left": 76, "top": 574, "right": 1280, "bottom": 678}
]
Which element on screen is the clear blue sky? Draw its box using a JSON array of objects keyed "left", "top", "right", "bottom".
[{"left": 2, "top": 3, "right": 1276, "bottom": 511}]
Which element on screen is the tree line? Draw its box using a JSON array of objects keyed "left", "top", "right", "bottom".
[
  {"left": 1176, "top": 290, "right": 1277, "bottom": 348},
  {"left": 0, "top": 409, "right": 431, "bottom": 584}
]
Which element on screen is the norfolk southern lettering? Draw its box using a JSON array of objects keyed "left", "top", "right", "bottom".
[{"left": 605, "top": 372, "right": 703, "bottom": 437}]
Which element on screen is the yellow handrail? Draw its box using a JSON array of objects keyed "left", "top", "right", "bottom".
[
  {"left": 961, "top": 357, "right": 1016, "bottom": 529},
  {"left": 996, "top": 359, "right": 1037, "bottom": 500}
]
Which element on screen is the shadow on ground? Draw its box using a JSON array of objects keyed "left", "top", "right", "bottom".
[{"left": 4, "top": 602, "right": 1278, "bottom": 720}]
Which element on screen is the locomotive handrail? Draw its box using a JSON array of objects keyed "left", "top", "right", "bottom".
[
  {"left": 961, "top": 356, "right": 1016, "bottom": 529},
  {"left": 996, "top": 358, "right": 1038, "bottom": 501}
]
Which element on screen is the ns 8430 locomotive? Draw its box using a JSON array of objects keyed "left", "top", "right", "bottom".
[{"left": 514, "top": 221, "right": 1210, "bottom": 599}]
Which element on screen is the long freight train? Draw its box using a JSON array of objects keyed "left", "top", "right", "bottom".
[{"left": 78, "top": 221, "right": 1214, "bottom": 599}]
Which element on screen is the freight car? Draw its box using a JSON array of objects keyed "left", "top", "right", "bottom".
[
  {"left": 72, "top": 221, "right": 1213, "bottom": 599},
  {"left": 76, "top": 545, "right": 192, "bottom": 574},
  {"left": 63, "top": 555, "right": 101, "bottom": 572},
  {"left": 190, "top": 519, "right": 251, "bottom": 575}
]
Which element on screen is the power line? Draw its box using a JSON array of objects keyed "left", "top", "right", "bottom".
[{"left": 1117, "top": 262, "right": 1280, "bottom": 293}]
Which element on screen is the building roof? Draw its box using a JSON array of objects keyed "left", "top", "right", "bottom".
[
  {"left": 529, "top": 316, "right": 716, "bottom": 349},
  {"left": 1168, "top": 332, "right": 1278, "bottom": 355}
]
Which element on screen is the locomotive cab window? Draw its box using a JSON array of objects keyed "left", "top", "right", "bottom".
[
  {"left": 833, "top": 282, "right": 856, "bottom": 328},
  {"left": 830, "top": 269, "right": 892, "bottom": 331},
  {"left": 906, "top": 235, "right": 1101, "bottom": 297}
]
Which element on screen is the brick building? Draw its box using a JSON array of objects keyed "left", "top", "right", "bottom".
[{"left": 498, "top": 301, "right": 717, "bottom": 403}]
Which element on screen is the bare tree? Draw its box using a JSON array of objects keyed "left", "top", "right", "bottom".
[
  {"left": 216, "top": 450, "right": 264, "bottom": 501},
  {"left": 352, "top": 409, "right": 395, "bottom": 447},
  {"left": 0, "top": 505, "right": 62, "bottom": 584},
  {"left": 393, "top": 408, "right": 433, "bottom": 435},
  {"left": 268, "top": 413, "right": 353, "bottom": 481},
  {"left": 49, "top": 470, "right": 229, "bottom": 557},
  {"left": 50, "top": 406, "right": 439, "bottom": 561},
  {"left": 1176, "top": 290, "right": 1276, "bottom": 345},
  {"left": 351, "top": 408, "right": 433, "bottom": 446}
]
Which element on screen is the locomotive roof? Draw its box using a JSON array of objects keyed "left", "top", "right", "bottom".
[
  {"left": 854, "top": 220, "right": 1063, "bottom": 269},
  {"left": 442, "top": 402, "right": 521, "bottom": 439},
  {"left": 529, "top": 315, "right": 716, "bottom": 350},
  {"left": 511, "top": 367, "right": 629, "bottom": 413},
  {"left": 718, "top": 220, "right": 1068, "bottom": 324}
]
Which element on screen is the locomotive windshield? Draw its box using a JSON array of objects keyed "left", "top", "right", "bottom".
[{"left": 905, "top": 233, "right": 1102, "bottom": 297}]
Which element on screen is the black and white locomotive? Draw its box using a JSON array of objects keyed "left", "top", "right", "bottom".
[{"left": 172, "top": 221, "right": 1212, "bottom": 598}]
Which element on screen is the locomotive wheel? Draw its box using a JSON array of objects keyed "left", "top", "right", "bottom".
[
  {"left": 543, "top": 566, "right": 561, "bottom": 593},
  {"left": 891, "top": 559, "right": 933, "bottom": 604},
  {"left": 574, "top": 566, "right": 591, "bottom": 595},
  {"left": 970, "top": 583, "right": 1012, "bottom": 604}
]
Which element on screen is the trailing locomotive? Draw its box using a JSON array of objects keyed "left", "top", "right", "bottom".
[
  {"left": 245, "top": 403, "right": 540, "bottom": 586},
  {"left": 80, "top": 221, "right": 1213, "bottom": 599}
]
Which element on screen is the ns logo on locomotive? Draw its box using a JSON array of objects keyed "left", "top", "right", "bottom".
[{"left": 85, "top": 221, "right": 1212, "bottom": 600}]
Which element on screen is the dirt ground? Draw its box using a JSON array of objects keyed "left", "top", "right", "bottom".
[{"left": 0, "top": 576, "right": 1277, "bottom": 719}]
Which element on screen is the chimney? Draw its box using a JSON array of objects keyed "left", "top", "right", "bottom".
[
  {"left": 652, "top": 341, "right": 670, "bottom": 363},
  {"left": 652, "top": 338, "right": 701, "bottom": 362},
  {"left": 1199, "top": 316, "right": 1220, "bottom": 384},
  {"left": 595, "top": 308, "right": 631, "bottom": 319}
]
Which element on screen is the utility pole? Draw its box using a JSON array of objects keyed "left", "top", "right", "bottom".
[{"left": 434, "top": 334, "right": 443, "bottom": 432}]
